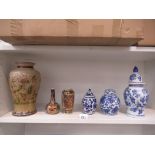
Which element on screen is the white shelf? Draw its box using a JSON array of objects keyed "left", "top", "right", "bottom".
[
  {"left": 0, "top": 108, "right": 155, "bottom": 124},
  {"left": 1, "top": 42, "right": 155, "bottom": 61}
]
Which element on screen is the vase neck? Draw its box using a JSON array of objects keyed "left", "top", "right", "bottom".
[
  {"left": 17, "top": 66, "right": 34, "bottom": 69},
  {"left": 50, "top": 89, "right": 55, "bottom": 104},
  {"left": 129, "top": 83, "right": 144, "bottom": 87}
]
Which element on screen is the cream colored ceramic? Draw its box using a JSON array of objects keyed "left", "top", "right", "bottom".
[{"left": 9, "top": 62, "right": 41, "bottom": 116}]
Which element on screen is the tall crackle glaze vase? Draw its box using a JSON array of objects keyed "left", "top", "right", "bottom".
[
  {"left": 9, "top": 62, "right": 41, "bottom": 116},
  {"left": 124, "top": 66, "right": 149, "bottom": 117}
]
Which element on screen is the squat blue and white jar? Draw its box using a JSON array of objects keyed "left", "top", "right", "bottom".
[
  {"left": 100, "top": 89, "right": 120, "bottom": 115},
  {"left": 82, "top": 89, "right": 97, "bottom": 115},
  {"left": 124, "top": 66, "right": 149, "bottom": 117}
]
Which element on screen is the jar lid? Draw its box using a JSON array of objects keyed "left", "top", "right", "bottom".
[
  {"left": 129, "top": 66, "right": 143, "bottom": 84},
  {"left": 85, "top": 89, "right": 95, "bottom": 97}
]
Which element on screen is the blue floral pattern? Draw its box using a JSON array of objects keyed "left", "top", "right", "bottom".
[
  {"left": 124, "top": 87, "right": 149, "bottom": 116},
  {"left": 100, "top": 89, "right": 120, "bottom": 115},
  {"left": 82, "top": 89, "right": 97, "bottom": 115},
  {"left": 130, "top": 74, "right": 137, "bottom": 81},
  {"left": 129, "top": 73, "right": 142, "bottom": 83}
]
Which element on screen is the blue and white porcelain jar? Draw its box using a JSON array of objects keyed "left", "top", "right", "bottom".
[
  {"left": 124, "top": 66, "right": 149, "bottom": 117},
  {"left": 82, "top": 89, "right": 97, "bottom": 115},
  {"left": 100, "top": 89, "right": 120, "bottom": 115}
]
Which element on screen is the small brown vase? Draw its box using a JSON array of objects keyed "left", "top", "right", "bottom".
[
  {"left": 62, "top": 89, "right": 74, "bottom": 113},
  {"left": 46, "top": 89, "right": 60, "bottom": 114},
  {"left": 9, "top": 62, "right": 41, "bottom": 116}
]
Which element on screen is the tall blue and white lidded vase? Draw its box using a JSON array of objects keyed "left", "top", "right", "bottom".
[
  {"left": 82, "top": 89, "right": 97, "bottom": 115},
  {"left": 124, "top": 66, "right": 149, "bottom": 116}
]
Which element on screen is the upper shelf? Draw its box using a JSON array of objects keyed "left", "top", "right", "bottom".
[
  {"left": 0, "top": 19, "right": 144, "bottom": 46},
  {"left": 1, "top": 20, "right": 155, "bottom": 46},
  {"left": 1, "top": 40, "right": 155, "bottom": 61},
  {"left": 0, "top": 36, "right": 142, "bottom": 46}
]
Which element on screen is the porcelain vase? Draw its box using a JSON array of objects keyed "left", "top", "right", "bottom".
[
  {"left": 82, "top": 89, "right": 97, "bottom": 115},
  {"left": 100, "top": 89, "right": 120, "bottom": 115},
  {"left": 124, "top": 66, "right": 149, "bottom": 116}
]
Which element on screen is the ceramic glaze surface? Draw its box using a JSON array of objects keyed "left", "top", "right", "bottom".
[
  {"left": 100, "top": 89, "right": 120, "bottom": 115},
  {"left": 82, "top": 89, "right": 97, "bottom": 115},
  {"left": 46, "top": 89, "right": 60, "bottom": 114},
  {"left": 124, "top": 66, "right": 149, "bottom": 116},
  {"left": 9, "top": 62, "right": 41, "bottom": 116}
]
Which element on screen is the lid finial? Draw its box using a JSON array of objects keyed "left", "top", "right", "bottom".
[{"left": 133, "top": 66, "right": 138, "bottom": 73}]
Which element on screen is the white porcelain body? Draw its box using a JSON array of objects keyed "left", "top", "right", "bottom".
[{"left": 124, "top": 84, "right": 149, "bottom": 116}]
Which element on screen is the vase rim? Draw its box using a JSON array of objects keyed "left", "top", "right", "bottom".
[
  {"left": 16, "top": 62, "right": 35, "bottom": 67},
  {"left": 62, "top": 89, "right": 74, "bottom": 94}
]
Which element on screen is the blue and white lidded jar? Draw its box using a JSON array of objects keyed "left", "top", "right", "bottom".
[
  {"left": 124, "top": 66, "right": 149, "bottom": 116},
  {"left": 82, "top": 89, "right": 97, "bottom": 115},
  {"left": 100, "top": 89, "right": 120, "bottom": 115}
]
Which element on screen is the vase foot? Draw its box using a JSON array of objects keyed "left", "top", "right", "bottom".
[
  {"left": 12, "top": 110, "right": 37, "bottom": 116},
  {"left": 126, "top": 112, "right": 144, "bottom": 117},
  {"left": 64, "top": 110, "right": 73, "bottom": 114},
  {"left": 83, "top": 111, "right": 95, "bottom": 115}
]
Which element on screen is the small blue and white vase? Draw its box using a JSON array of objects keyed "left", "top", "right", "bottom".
[
  {"left": 100, "top": 89, "right": 120, "bottom": 115},
  {"left": 82, "top": 89, "right": 97, "bottom": 115},
  {"left": 124, "top": 66, "right": 149, "bottom": 117}
]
